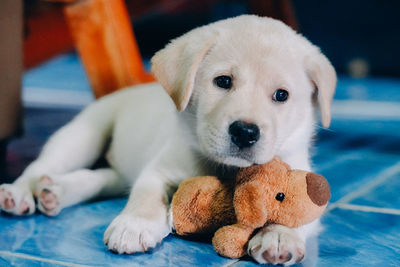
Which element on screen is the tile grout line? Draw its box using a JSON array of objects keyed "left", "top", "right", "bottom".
[
  {"left": 315, "top": 152, "right": 368, "bottom": 172},
  {"left": 327, "top": 161, "right": 400, "bottom": 213},
  {"left": 0, "top": 251, "right": 93, "bottom": 267},
  {"left": 225, "top": 259, "right": 241, "bottom": 267},
  {"left": 334, "top": 203, "right": 400, "bottom": 215}
]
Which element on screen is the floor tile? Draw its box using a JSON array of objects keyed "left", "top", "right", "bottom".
[
  {"left": 23, "top": 53, "right": 91, "bottom": 92},
  {"left": 313, "top": 151, "right": 399, "bottom": 203},
  {"left": 313, "top": 120, "right": 400, "bottom": 168},
  {"left": 350, "top": 166, "right": 400, "bottom": 209},
  {"left": 236, "top": 209, "right": 400, "bottom": 267},
  {"left": 0, "top": 252, "right": 78, "bottom": 267},
  {"left": 23, "top": 53, "right": 94, "bottom": 108},
  {"left": 311, "top": 117, "right": 400, "bottom": 204},
  {"left": 317, "top": 208, "right": 400, "bottom": 266},
  {"left": 0, "top": 199, "right": 237, "bottom": 267}
]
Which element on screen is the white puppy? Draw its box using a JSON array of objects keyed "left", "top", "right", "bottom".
[{"left": 0, "top": 15, "right": 336, "bottom": 265}]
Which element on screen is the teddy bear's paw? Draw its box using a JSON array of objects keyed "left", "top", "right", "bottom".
[
  {"left": 0, "top": 183, "right": 35, "bottom": 216},
  {"left": 104, "top": 213, "right": 171, "bottom": 254},
  {"left": 248, "top": 224, "right": 305, "bottom": 266}
]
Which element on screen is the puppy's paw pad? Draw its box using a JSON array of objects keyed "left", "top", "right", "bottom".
[
  {"left": 1, "top": 190, "right": 15, "bottom": 210},
  {"left": 104, "top": 214, "right": 170, "bottom": 254},
  {"left": 36, "top": 176, "right": 62, "bottom": 216},
  {"left": 248, "top": 226, "right": 305, "bottom": 266},
  {"left": 0, "top": 184, "right": 35, "bottom": 216},
  {"left": 39, "top": 175, "right": 53, "bottom": 185}
]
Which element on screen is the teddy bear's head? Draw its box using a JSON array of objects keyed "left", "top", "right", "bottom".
[{"left": 235, "top": 157, "right": 330, "bottom": 228}]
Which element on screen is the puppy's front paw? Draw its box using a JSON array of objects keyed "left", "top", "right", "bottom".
[
  {"left": 248, "top": 224, "right": 305, "bottom": 266},
  {"left": 104, "top": 213, "right": 171, "bottom": 254},
  {"left": 36, "top": 176, "right": 62, "bottom": 216},
  {"left": 0, "top": 183, "right": 35, "bottom": 216}
]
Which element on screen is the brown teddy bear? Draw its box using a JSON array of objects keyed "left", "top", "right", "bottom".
[{"left": 171, "top": 157, "right": 330, "bottom": 258}]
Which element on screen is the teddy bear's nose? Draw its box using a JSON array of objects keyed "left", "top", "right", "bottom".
[{"left": 306, "top": 172, "right": 331, "bottom": 206}]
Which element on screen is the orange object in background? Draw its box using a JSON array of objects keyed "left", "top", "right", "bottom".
[
  {"left": 24, "top": 4, "right": 74, "bottom": 69},
  {"left": 64, "top": 0, "right": 155, "bottom": 98}
]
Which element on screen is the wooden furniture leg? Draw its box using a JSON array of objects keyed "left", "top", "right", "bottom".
[
  {"left": 0, "top": 0, "right": 23, "bottom": 183},
  {"left": 0, "top": 0, "right": 23, "bottom": 139},
  {"left": 64, "top": 0, "right": 155, "bottom": 98}
]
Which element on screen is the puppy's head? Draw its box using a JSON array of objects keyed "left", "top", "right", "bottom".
[{"left": 152, "top": 15, "right": 336, "bottom": 167}]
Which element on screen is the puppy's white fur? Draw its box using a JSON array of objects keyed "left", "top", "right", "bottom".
[{"left": 0, "top": 15, "right": 336, "bottom": 265}]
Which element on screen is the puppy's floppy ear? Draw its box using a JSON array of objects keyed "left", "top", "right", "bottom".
[
  {"left": 151, "top": 30, "right": 215, "bottom": 111},
  {"left": 305, "top": 50, "right": 337, "bottom": 128}
]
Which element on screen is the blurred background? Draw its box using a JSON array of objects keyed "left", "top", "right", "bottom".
[
  {"left": 22, "top": 0, "right": 400, "bottom": 76},
  {"left": 0, "top": 0, "right": 399, "bottom": 181}
]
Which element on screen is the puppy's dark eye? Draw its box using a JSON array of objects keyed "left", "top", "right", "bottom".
[
  {"left": 272, "top": 89, "right": 289, "bottom": 102},
  {"left": 213, "top": 75, "right": 232, "bottom": 89},
  {"left": 275, "top": 192, "right": 285, "bottom": 202}
]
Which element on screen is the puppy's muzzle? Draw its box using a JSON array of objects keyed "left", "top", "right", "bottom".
[{"left": 229, "top": 120, "right": 260, "bottom": 149}]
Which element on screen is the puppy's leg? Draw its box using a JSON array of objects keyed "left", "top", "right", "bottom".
[
  {"left": 35, "top": 168, "right": 126, "bottom": 216},
  {"left": 248, "top": 220, "right": 320, "bottom": 266},
  {"left": 0, "top": 100, "right": 116, "bottom": 216},
  {"left": 104, "top": 169, "right": 171, "bottom": 254}
]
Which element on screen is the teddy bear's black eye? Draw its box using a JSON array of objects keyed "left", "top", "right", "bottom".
[
  {"left": 275, "top": 192, "right": 285, "bottom": 202},
  {"left": 272, "top": 89, "right": 289, "bottom": 102},
  {"left": 213, "top": 75, "right": 232, "bottom": 90}
]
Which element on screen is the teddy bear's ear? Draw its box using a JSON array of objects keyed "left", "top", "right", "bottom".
[
  {"left": 261, "top": 157, "right": 291, "bottom": 178},
  {"left": 306, "top": 172, "right": 331, "bottom": 206}
]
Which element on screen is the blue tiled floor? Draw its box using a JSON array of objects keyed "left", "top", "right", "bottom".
[{"left": 1, "top": 54, "right": 400, "bottom": 266}]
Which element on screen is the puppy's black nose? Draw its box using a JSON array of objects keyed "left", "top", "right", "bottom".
[{"left": 229, "top": 120, "right": 260, "bottom": 149}]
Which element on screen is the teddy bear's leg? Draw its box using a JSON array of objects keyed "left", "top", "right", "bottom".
[{"left": 212, "top": 224, "right": 254, "bottom": 258}]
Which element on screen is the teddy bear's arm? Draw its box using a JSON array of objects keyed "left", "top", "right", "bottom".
[
  {"left": 234, "top": 180, "right": 267, "bottom": 228},
  {"left": 212, "top": 224, "right": 255, "bottom": 258}
]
